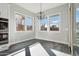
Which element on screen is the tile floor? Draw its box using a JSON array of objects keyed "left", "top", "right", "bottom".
[{"left": 0, "top": 39, "right": 71, "bottom": 56}]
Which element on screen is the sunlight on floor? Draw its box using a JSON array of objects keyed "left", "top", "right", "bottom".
[
  {"left": 29, "top": 42, "right": 49, "bottom": 56},
  {"left": 51, "top": 49, "right": 71, "bottom": 56},
  {"left": 7, "top": 42, "right": 71, "bottom": 56}
]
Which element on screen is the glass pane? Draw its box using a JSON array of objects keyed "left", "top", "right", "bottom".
[
  {"left": 50, "top": 15, "right": 60, "bottom": 24},
  {"left": 40, "top": 18, "right": 48, "bottom": 31},
  {"left": 16, "top": 14, "right": 25, "bottom": 31},
  {"left": 50, "top": 15, "right": 60, "bottom": 31},
  {"left": 73, "top": 8, "right": 79, "bottom": 55},
  {"left": 76, "top": 8, "right": 79, "bottom": 22},
  {"left": 25, "top": 17, "right": 32, "bottom": 31}
]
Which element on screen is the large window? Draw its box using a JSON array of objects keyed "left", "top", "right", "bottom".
[
  {"left": 15, "top": 13, "right": 33, "bottom": 31},
  {"left": 40, "top": 18, "right": 48, "bottom": 31},
  {"left": 76, "top": 8, "right": 79, "bottom": 22},
  {"left": 76, "top": 8, "right": 79, "bottom": 31},
  {"left": 16, "top": 13, "right": 25, "bottom": 31},
  {"left": 25, "top": 17, "right": 32, "bottom": 31},
  {"left": 49, "top": 15, "right": 60, "bottom": 31}
]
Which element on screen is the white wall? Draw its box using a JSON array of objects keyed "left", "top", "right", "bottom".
[
  {"left": 35, "top": 4, "right": 70, "bottom": 45},
  {"left": 0, "top": 3, "right": 71, "bottom": 46},
  {"left": 9, "top": 4, "right": 35, "bottom": 45}
]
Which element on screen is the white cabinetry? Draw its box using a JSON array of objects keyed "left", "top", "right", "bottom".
[
  {"left": 0, "top": 3, "right": 9, "bottom": 51},
  {"left": 0, "top": 4, "right": 9, "bottom": 19}
]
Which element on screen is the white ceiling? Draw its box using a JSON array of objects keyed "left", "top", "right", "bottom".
[{"left": 16, "top": 3, "right": 65, "bottom": 13}]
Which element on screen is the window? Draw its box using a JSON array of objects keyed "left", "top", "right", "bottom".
[
  {"left": 76, "top": 8, "right": 79, "bottom": 22},
  {"left": 25, "top": 17, "right": 32, "bottom": 31},
  {"left": 40, "top": 18, "right": 48, "bottom": 31},
  {"left": 49, "top": 15, "right": 60, "bottom": 31},
  {"left": 76, "top": 8, "right": 79, "bottom": 30},
  {"left": 15, "top": 13, "right": 33, "bottom": 31},
  {"left": 16, "top": 13, "right": 25, "bottom": 31}
]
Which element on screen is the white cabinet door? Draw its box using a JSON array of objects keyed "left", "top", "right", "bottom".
[{"left": 0, "top": 4, "right": 9, "bottom": 18}]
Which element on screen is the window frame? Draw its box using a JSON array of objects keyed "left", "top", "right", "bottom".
[
  {"left": 75, "top": 7, "right": 79, "bottom": 34},
  {"left": 39, "top": 16, "right": 49, "bottom": 32},
  {"left": 15, "top": 12, "right": 34, "bottom": 32},
  {"left": 48, "top": 13, "right": 61, "bottom": 32},
  {"left": 25, "top": 16, "right": 34, "bottom": 32}
]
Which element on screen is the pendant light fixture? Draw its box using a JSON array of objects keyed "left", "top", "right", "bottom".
[{"left": 37, "top": 3, "right": 46, "bottom": 19}]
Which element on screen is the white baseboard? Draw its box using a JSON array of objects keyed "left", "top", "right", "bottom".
[
  {"left": 9, "top": 38, "right": 35, "bottom": 46},
  {"left": 35, "top": 37, "right": 69, "bottom": 45},
  {"left": 8, "top": 37, "right": 69, "bottom": 49}
]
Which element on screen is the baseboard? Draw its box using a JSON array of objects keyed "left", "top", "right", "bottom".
[
  {"left": 35, "top": 37, "right": 69, "bottom": 45},
  {"left": 9, "top": 38, "right": 35, "bottom": 46},
  {"left": 9, "top": 37, "right": 69, "bottom": 47}
]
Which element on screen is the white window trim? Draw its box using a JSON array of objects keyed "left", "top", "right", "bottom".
[{"left": 14, "top": 11, "right": 34, "bottom": 32}]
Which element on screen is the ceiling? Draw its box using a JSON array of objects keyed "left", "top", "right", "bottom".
[{"left": 16, "top": 3, "right": 65, "bottom": 13}]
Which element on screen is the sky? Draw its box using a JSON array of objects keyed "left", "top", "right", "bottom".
[
  {"left": 40, "top": 18, "right": 48, "bottom": 24},
  {"left": 76, "top": 8, "right": 79, "bottom": 22},
  {"left": 25, "top": 16, "right": 60, "bottom": 25},
  {"left": 40, "top": 15, "right": 60, "bottom": 24},
  {"left": 49, "top": 15, "right": 60, "bottom": 24},
  {"left": 25, "top": 17, "right": 32, "bottom": 25}
]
